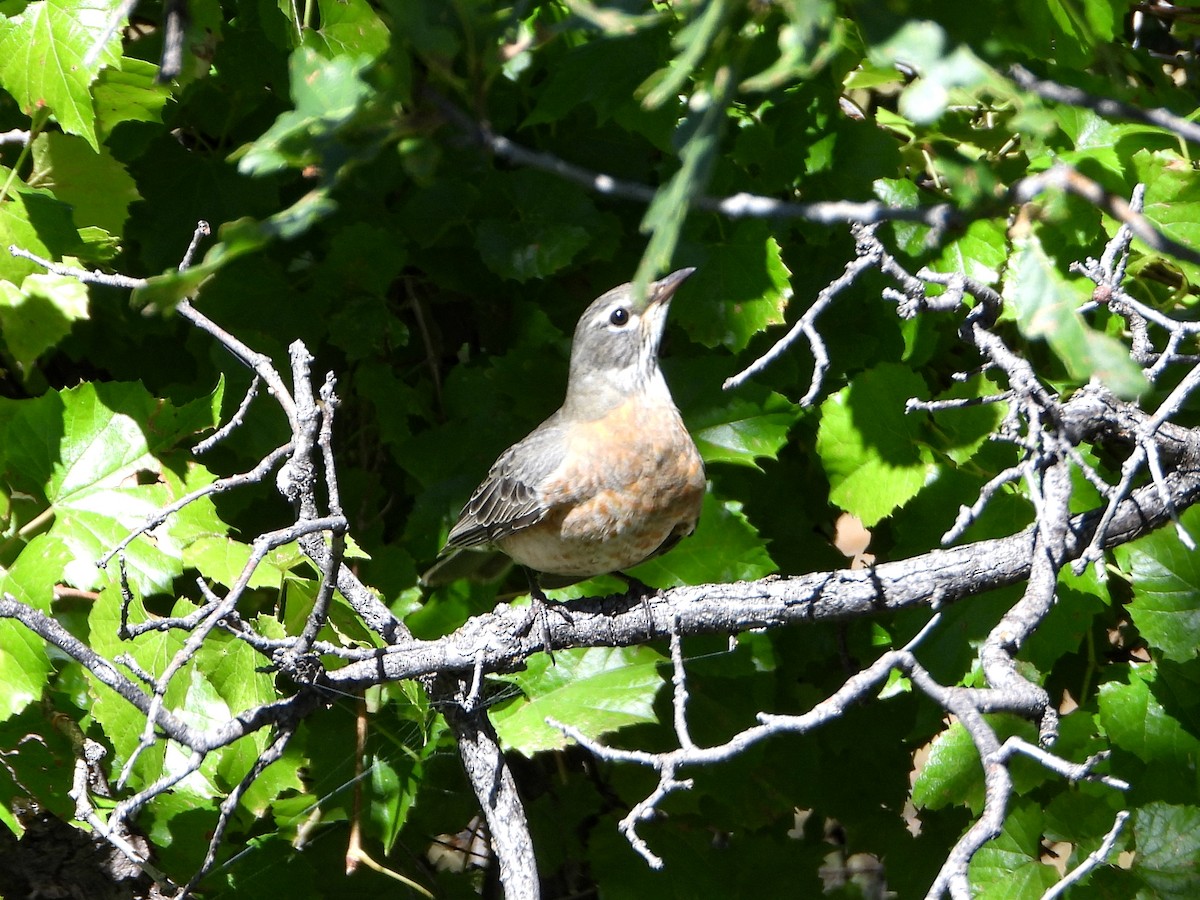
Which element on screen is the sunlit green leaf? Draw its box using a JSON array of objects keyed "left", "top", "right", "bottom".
[
  {"left": 491, "top": 645, "right": 665, "bottom": 755},
  {"left": 1, "top": 382, "right": 222, "bottom": 594},
  {"left": 31, "top": 131, "right": 139, "bottom": 233},
  {"left": 690, "top": 392, "right": 797, "bottom": 468},
  {"left": 0, "top": 0, "right": 122, "bottom": 148},
  {"left": 303, "top": 0, "right": 389, "bottom": 61},
  {"left": 630, "top": 491, "right": 777, "bottom": 586},
  {"left": 92, "top": 57, "right": 171, "bottom": 134},
  {"left": 1098, "top": 668, "right": 1200, "bottom": 765},
  {"left": 0, "top": 273, "right": 89, "bottom": 375},
  {"left": 1121, "top": 506, "right": 1200, "bottom": 662},
  {"left": 675, "top": 222, "right": 791, "bottom": 352},
  {"left": 1134, "top": 149, "right": 1200, "bottom": 285},
  {"left": 0, "top": 182, "right": 83, "bottom": 285},
  {"left": 817, "top": 363, "right": 937, "bottom": 526}
]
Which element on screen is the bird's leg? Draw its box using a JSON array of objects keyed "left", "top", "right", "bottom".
[
  {"left": 616, "top": 573, "right": 659, "bottom": 638},
  {"left": 518, "top": 568, "right": 572, "bottom": 662}
]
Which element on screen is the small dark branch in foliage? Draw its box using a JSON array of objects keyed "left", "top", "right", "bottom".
[
  {"left": 84, "top": 0, "right": 190, "bottom": 83},
  {"left": 181, "top": 729, "right": 297, "bottom": 900},
  {"left": 427, "top": 89, "right": 959, "bottom": 229},
  {"left": 1009, "top": 63, "right": 1200, "bottom": 145}
]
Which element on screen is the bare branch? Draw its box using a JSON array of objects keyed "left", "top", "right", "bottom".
[
  {"left": 425, "top": 89, "right": 958, "bottom": 230},
  {"left": 193, "top": 375, "right": 261, "bottom": 454},
  {"left": 724, "top": 223, "right": 888, "bottom": 398},
  {"left": 1040, "top": 809, "right": 1131, "bottom": 900},
  {"left": 1014, "top": 164, "right": 1200, "bottom": 269},
  {"left": 8, "top": 245, "right": 146, "bottom": 289},
  {"left": 1010, "top": 64, "right": 1200, "bottom": 146}
]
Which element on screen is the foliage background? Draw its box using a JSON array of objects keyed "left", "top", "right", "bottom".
[{"left": 1, "top": 0, "right": 1200, "bottom": 897}]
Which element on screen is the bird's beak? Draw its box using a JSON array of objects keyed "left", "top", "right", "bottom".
[{"left": 649, "top": 267, "right": 696, "bottom": 307}]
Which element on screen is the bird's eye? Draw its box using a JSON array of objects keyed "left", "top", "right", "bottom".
[{"left": 609, "top": 307, "right": 629, "bottom": 327}]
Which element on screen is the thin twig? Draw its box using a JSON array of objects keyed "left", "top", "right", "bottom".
[
  {"left": 1010, "top": 64, "right": 1200, "bottom": 145},
  {"left": 1039, "top": 809, "right": 1131, "bottom": 900}
]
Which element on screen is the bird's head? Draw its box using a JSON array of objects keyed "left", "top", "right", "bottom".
[{"left": 563, "top": 267, "right": 695, "bottom": 419}]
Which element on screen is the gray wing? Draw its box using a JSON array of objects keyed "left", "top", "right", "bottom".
[{"left": 444, "top": 415, "right": 569, "bottom": 550}]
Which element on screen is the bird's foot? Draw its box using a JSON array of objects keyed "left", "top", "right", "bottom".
[
  {"left": 616, "top": 573, "right": 661, "bottom": 639},
  {"left": 517, "top": 573, "right": 573, "bottom": 663}
]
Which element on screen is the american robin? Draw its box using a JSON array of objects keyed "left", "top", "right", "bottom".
[{"left": 438, "top": 268, "right": 706, "bottom": 626}]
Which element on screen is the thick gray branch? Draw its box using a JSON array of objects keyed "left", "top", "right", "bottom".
[{"left": 327, "top": 456, "right": 1200, "bottom": 691}]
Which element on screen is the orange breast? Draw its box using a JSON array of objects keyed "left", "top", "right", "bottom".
[{"left": 497, "top": 400, "right": 705, "bottom": 577}]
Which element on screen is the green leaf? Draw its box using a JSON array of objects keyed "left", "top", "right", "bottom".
[
  {"left": 629, "top": 491, "right": 776, "bottom": 586},
  {"left": 1051, "top": 108, "right": 1169, "bottom": 183},
  {"left": 475, "top": 170, "right": 619, "bottom": 283},
  {"left": 1098, "top": 668, "right": 1200, "bottom": 765},
  {"left": 130, "top": 212, "right": 297, "bottom": 312},
  {"left": 913, "top": 718, "right": 1043, "bottom": 813},
  {"left": 87, "top": 586, "right": 293, "bottom": 804},
  {"left": 929, "top": 376, "right": 1006, "bottom": 466},
  {"left": 0, "top": 618, "right": 52, "bottom": 722},
  {"left": 690, "top": 391, "right": 797, "bottom": 468},
  {"left": 92, "top": 57, "right": 171, "bottom": 134},
  {"left": 0, "top": 273, "right": 89, "bottom": 375},
  {"left": 490, "top": 645, "right": 665, "bottom": 755},
  {"left": 524, "top": 30, "right": 665, "bottom": 127},
  {"left": 30, "top": 131, "right": 139, "bottom": 233},
  {"left": 1005, "top": 231, "right": 1146, "bottom": 399},
  {"left": 639, "top": 0, "right": 733, "bottom": 110},
  {"left": 1133, "top": 149, "right": 1200, "bottom": 285},
  {"left": 0, "top": 704, "right": 78, "bottom": 818},
  {"left": 302, "top": 0, "right": 389, "bottom": 61},
  {"left": 197, "top": 629, "right": 302, "bottom": 809},
  {"left": 868, "top": 20, "right": 989, "bottom": 124},
  {"left": 476, "top": 218, "right": 590, "bottom": 283},
  {"left": 933, "top": 218, "right": 1008, "bottom": 285},
  {"left": 237, "top": 46, "right": 375, "bottom": 177},
  {"left": 970, "top": 802, "right": 1060, "bottom": 899},
  {"left": 1122, "top": 505, "right": 1200, "bottom": 662},
  {"left": 86, "top": 589, "right": 180, "bottom": 784},
  {"left": 1044, "top": 789, "right": 1129, "bottom": 847},
  {"left": 913, "top": 720, "right": 981, "bottom": 811},
  {"left": 1133, "top": 803, "right": 1200, "bottom": 898},
  {"left": 1, "top": 382, "right": 222, "bottom": 594},
  {"left": 675, "top": 222, "right": 791, "bottom": 352},
  {"left": 0, "top": 182, "right": 83, "bottom": 286},
  {"left": 816, "top": 363, "right": 937, "bottom": 527},
  {"left": 873, "top": 176, "right": 928, "bottom": 256},
  {"left": 0, "top": 0, "right": 124, "bottom": 149},
  {"left": 183, "top": 535, "right": 290, "bottom": 591},
  {"left": 740, "top": 0, "right": 837, "bottom": 92},
  {"left": 635, "top": 67, "right": 730, "bottom": 289},
  {"left": 368, "top": 699, "right": 449, "bottom": 853}
]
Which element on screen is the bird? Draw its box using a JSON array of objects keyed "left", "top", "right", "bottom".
[{"left": 437, "top": 268, "right": 706, "bottom": 642}]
